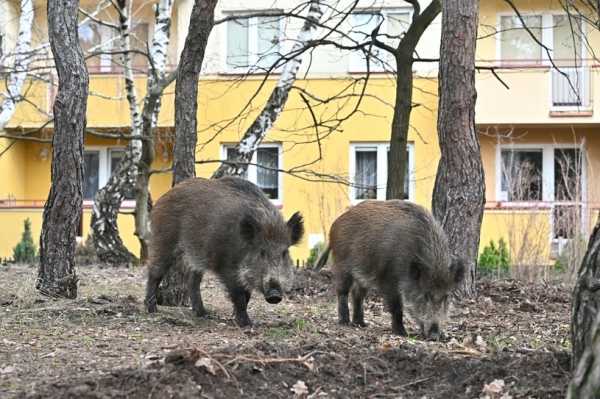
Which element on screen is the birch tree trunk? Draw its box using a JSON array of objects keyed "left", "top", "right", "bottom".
[
  {"left": 431, "top": 0, "right": 484, "bottom": 298},
  {"left": 383, "top": 0, "right": 440, "bottom": 200},
  {"left": 37, "top": 0, "right": 88, "bottom": 298},
  {"left": 92, "top": 0, "right": 174, "bottom": 266},
  {"left": 134, "top": 0, "right": 174, "bottom": 264},
  {"left": 0, "top": 0, "right": 33, "bottom": 131},
  {"left": 571, "top": 212, "right": 600, "bottom": 369},
  {"left": 91, "top": 0, "right": 141, "bottom": 266},
  {"left": 162, "top": 0, "right": 217, "bottom": 306},
  {"left": 212, "top": 0, "right": 324, "bottom": 179}
]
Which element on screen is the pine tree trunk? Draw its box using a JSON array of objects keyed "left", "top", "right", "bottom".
[
  {"left": 568, "top": 308, "right": 600, "bottom": 398},
  {"left": 172, "top": 0, "right": 217, "bottom": 186},
  {"left": 163, "top": 0, "right": 217, "bottom": 306},
  {"left": 385, "top": 0, "right": 440, "bottom": 200},
  {"left": 571, "top": 212, "right": 600, "bottom": 369},
  {"left": 37, "top": 0, "right": 88, "bottom": 298},
  {"left": 431, "top": 0, "right": 484, "bottom": 298}
]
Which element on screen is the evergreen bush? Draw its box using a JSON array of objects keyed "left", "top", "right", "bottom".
[
  {"left": 13, "top": 218, "right": 37, "bottom": 263},
  {"left": 478, "top": 238, "right": 510, "bottom": 279}
]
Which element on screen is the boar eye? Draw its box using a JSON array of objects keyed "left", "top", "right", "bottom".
[
  {"left": 423, "top": 293, "right": 431, "bottom": 302},
  {"left": 260, "top": 249, "right": 267, "bottom": 258},
  {"left": 282, "top": 249, "right": 288, "bottom": 259}
]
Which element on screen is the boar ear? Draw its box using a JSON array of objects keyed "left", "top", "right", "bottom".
[
  {"left": 286, "top": 212, "right": 304, "bottom": 246},
  {"left": 450, "top": 257, "right": 466, "bottom": 285},
  {"left": 240, "top": 213, "right": 260, "bottom": 243}
]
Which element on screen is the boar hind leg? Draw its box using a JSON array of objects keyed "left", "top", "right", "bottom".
[
  {"left": 229, "top": 287, "right": 252, "bottom": 327},
  {"left": 188, "top": 271, "right": 209, "bottom": 318},
  {"left": 350, "top": 283, "right": 368, "bottom": 327},
  {"left": 386, "top": 294, "right": 408, "bottom": 336},
  {"left": 336, "top": 273, "right": 353, "bottom": 325}
]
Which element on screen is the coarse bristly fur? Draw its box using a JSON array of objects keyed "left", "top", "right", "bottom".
[
  {"left": 315, "top": 200, "right": 464, "bottom": 340},
  {"left": 144, "top": 177, "right": 304, "bottom": 327}
]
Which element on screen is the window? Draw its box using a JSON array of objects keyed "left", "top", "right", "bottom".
[
  {"left": 349, "top": 11, "right": 410, "bottom": 72},
  {"left": 224, "top": 14, "right": 283, "bottom": 73},
  {"left": 78, "top": 21, "right": 149, "bottom": 73},
  {"left": 350, "top": 143, "right": 414, "bottom": 203},
  {"left": 83, "top": 147, "right": 134, "bottom": 203},
  {"left": 499, "top": 15, "right": 542, "bottom": 65},
  {"left": 222, "top": 145, "right": 283, "bottom": 204},
  {"left": 498, "top": 145, "right": 585, "bottom": 239}
]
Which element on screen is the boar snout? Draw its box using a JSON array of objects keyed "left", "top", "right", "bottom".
[
  {"left": 265, "top": 279, "right": 283, "bottom": 304},
  {"left": 423, "top": 322, "right": 444, "bottom": 341}
]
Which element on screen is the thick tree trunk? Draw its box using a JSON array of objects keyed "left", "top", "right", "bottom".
[
  {"left": 163, "top": 0, "right": 217, "bottom": 306},
  {"left": 0, "top": 0, "right": 33, "bottom": 131},
  {"left": 431, "top": 0, "right": 484, "bottom": 298},
  {"left": 568, "top": 308, "right": 600, "bottom": 399},
  {"left": 37, "top": 0, "right": 88, "bottom": 298},
  {"left": 571, "top": 212, "right": 600, "bottom": 369},
  {"left": 385, "top": 0, "right": 440, "bottom": 200},
  {"left": 211, "top": 0, "right": 324, "bottom": 179}
]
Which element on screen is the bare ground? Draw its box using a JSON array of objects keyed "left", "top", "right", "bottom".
[{"left": 0, "top": 263, "right": 572, "bottom": 398}]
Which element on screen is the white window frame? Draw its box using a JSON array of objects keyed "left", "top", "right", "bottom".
[
  {"left": 221, "top": 144, "right": 283, "bottom": 206},
  {"left": 221, "top": 12, "right": 285, "bottom": 74},
  {"left": 349, "top": 142, "right": 415, "bottom": 204},
  {"left": 83, "top": 146, "right": 136, "bottom": 207},
  {"left": 495, "top": 142, "right": 587, "bottom": 242},
  {"left": 349, "top": 9, "right": 412, "bottom": 73}
]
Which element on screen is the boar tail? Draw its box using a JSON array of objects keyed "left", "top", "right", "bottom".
[{"left": 314, "top": 245, "right": 331, "bottom": 271}]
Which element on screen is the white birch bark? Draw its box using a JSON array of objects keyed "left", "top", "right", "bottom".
[
  {"left": 0, "top": 0, "right": 34, "bottom": 130},
  {"left": 92, "top": 0, "right": 174, "bottom": 265},
  {"left": 212, "top": 0, "right": 325, "bottom": 179}
]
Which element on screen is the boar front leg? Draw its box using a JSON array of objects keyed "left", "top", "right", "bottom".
[
  {"left": 386, "top": 293, "right": 408, "bottom": 336},
  {"left": 229, "top": 286, "right": 253, "bottom": 327}
]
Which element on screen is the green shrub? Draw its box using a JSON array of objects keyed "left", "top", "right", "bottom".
[
  {"left": 553, "top": 234, "right": 586, "bottom": 277},
  {"left": 478, "top": 238, "right": 510, "bottom": 279},
  {"left": 306, "top": 241, "right": 326, "bottom": 268},
  {"left": 13, "top": 218, "right": 37, "bottom": 263}
]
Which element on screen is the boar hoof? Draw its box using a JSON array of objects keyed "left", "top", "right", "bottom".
[
  {"left": 235, "top": 314, "right": 253, "bottom": 328},
  {"left": 353, "top": 321, "right": 367, "bottom": 328},
  {"left": 194, "top": 309, "right": 212, "bottom": 319},
  {"left": 392, "top": 325, "right": 408, "bottom": 336},
  {"left": 145, "top": 301, "right": 157, "bottom": 314}
]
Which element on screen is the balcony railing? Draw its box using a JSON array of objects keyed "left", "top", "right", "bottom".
[{"left": 551, "top": 66, "right": 593, "bottom": 110}]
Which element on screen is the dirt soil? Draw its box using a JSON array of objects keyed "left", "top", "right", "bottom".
[{"left": 0, "top": 263, "right": 572, "bottom": 399}]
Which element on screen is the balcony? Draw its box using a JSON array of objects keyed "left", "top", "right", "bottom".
[{"left": 476, "top": 64, "right": 598, "bottom": 126}]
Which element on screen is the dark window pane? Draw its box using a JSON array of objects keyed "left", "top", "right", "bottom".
[
  {"left": 83, "top": 152, "right": 100, "bottom": 200},
  {"left": 355, "top": 150, "right": 377, "bottom": 199},
  {"left": 554, "top": 148, "right": 581, "bottom": 201},
  {"left": 256, "top": 148, "right": 279, "bottom": 200},
  {"left": 501, "top": 150, "right": 543, "bottom": 200}
]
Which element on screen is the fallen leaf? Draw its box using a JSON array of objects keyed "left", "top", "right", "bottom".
[
  {"left": 380, "top": 342, "right": 390, "bottom": 355},
  {"left": 291, "top": 380, "right": 308, "bottom": 398},
  {"left": 195, "top": 357, "right": 216, "bottom": 375},
  {"left": 483, "top": 379, "right": 506, "bottom": 398},
  {"left": 0, "top": 366, "right": 14, "bottom": 374}
]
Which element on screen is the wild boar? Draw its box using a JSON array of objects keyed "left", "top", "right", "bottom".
[
  {"left": 315, "top": 200, "right": 464, "bottom": 340},
  {"left": 144, "top": 177, "right": 304, "bottom": 327}
]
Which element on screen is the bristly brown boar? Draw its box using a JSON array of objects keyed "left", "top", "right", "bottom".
[
  {"left": 144, "top": 177, "right": 304, "bottom": 327},
  {"left": 315, "top": 200, "right": 464, "bottom": 340}
]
